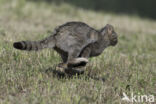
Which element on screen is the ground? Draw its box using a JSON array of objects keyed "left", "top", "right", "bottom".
[{"left": 0, "top": 0, "right": 156, "bottom": 104}]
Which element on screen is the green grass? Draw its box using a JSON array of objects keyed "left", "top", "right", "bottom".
[{"left": 0, "top": 0, "right": 156, "bottom": 104}]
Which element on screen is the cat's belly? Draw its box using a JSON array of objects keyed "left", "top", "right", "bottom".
[{"left": 90, "top": 50, "right": 102, "bottom": 57}]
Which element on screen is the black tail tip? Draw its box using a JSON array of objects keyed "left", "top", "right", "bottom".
[{"left": 13, "top": 42, "right": 23, "bottom": 50}]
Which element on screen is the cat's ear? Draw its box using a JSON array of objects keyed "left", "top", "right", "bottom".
[
  {"left": 101, "top": 24, "right": 113, "bottom": 36},
  {"left": 106, "top": 24, "right": 113, "bottom": 35}
]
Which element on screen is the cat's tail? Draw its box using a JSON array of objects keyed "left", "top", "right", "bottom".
[{"left": 13, "top": 35, "right": 56, "bottom": 51}]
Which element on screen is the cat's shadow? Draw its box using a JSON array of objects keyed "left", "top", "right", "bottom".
[
  {"left": 45, "top": 67, "right": 84, "bottom": 78},
  {"left": 45, "top": 67, "right": 106, "bottom": 82}
]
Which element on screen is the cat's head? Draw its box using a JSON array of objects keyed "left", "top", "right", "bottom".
[{"left": 100, "top": 24, "right": 118, "bottom": 46}]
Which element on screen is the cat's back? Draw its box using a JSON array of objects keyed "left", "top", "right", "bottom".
[
  {"left": 55, "top": 21, "right": 93, "bottom": 36},
  {"left": 54, "top": 21, "right": 98, "bottom": 52}
]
